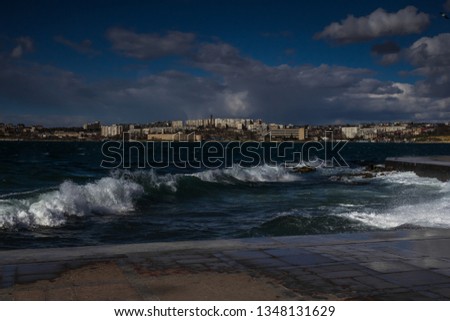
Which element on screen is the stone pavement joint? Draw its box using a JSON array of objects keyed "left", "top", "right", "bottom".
[{"left": 1, "top": 229, "right": 450, "bottom": 300}]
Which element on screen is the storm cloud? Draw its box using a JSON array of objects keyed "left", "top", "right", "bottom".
[
  {"left": 371, "top": 41, "right": 402, "bottom": 65},
  {"left": 4, "top": 36, "right": 448, "bottom": 126},
  {"left": 107, "top": 28, "right": 196, "bottom": 60},
  {"left": 405, "top": 33, "right": 450, "bottom": 98}
]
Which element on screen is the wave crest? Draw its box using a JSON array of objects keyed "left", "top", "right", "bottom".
[
  {"left": 1, "top": 165, "right": 299, "bottom": 228},
  {"left": 374, "top": 171, "right": 447, "bottom": 187},
  {"left": 339, "top": 192, "right": 450, "bottom": 229},
  {"left": 0, "top": 177, "right": 143, "bottom": 228},
  {"left": 192, "top": 164, "right": 300, "bottom": 184},
  {"left": 118, "top": 164, "right": 301, "bottom": 192}
]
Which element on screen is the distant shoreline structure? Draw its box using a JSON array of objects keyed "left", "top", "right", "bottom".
[
  {"left": 1, "top": 119, "right": 450, "bottom": 143},
  {"left": 1, "top": 138, "right": 450, "bottom": 144},
  {"left": 386, "top": 156, "right": 450, "bottom": 181}
]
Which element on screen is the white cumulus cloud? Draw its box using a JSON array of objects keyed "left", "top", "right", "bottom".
[{"left": 315, "top": 6, "right": 429, "bottom": 44}]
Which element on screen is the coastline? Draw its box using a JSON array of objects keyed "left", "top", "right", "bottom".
[{"left": 1, "top": 138, "right": 450, "bottom": 143}]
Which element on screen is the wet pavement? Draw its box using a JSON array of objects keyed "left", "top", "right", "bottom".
[{"left": 1, "top": 229, "right": 450, "bottom": 300}]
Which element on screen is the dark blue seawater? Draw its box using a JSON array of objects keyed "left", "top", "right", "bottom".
[{"left": 1, "top": 141, "right": 449, "bottom": 249}]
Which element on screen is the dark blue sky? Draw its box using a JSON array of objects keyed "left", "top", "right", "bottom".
[{"left": 1, "top": 0, "right": 450, "bottom": 125}]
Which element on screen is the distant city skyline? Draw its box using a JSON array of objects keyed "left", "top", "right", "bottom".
[{"left": 1, "top": 0, "right": 450, "bottom": 126}]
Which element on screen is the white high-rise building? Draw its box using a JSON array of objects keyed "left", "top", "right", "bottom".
[{"left": 341, "top": 127, "right": 359, "bottom": 139}]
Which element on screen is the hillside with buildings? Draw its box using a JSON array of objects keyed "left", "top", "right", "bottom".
[{"left": 1, "top": 118, "right": 449, "bottom": 143}]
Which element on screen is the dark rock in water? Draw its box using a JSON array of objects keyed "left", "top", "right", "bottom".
[
  {"left": 365, "top": 164, "right": 386, "bottom": 172},
  {"left": 292, "top": 166, "right": 316, "bottom": 174},
  {"left": 329, "top": 171, "right": 375, "bottom": 184},
  {"left": 362, "top": 172, "right": 375, "bottom": 179}
]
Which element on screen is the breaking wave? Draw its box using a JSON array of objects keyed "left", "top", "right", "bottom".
[
  {"left": 0, "top": 165, "right": 299, "bottom": 228},
  {"left": 250, "top": 213, "right": 373, "bottom": 236},
  {"left": 192, "top": 164, "right": 300, "bottom": 183},
  {"left": 338, "top": 171, "right": 450, "bottom": 229},
  {"left": 339, "top": 198, "right": 450, "bottom": 229},
  {"left": 3, "top": 165, "right": 447, "bottom": 231},
  {"left": 373, "top": 170, "right": 447, "bottom": 187},
  {"left": 119, "top": 164, "right": 301, "bottom": 192},
  {"left": 0, "top": 177, "right": 144, "bottom": 228}
]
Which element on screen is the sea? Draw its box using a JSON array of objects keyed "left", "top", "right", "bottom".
[{"left": 1, "top": 141, "right": 450, "bottom": 250}]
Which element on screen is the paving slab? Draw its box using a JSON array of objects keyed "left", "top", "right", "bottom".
[
  {"left": 379, "top": 270, "right": 450, "bottom": 287},
  {"left": 361, "top": 261, "right": 419, "bottom": 273},
  {"left": 1, "top": 228, "right": 450, "bottom": 300}
]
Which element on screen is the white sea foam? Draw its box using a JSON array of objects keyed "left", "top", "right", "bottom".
[
  {"left": 341, "top": 204, "right": 450, "bottom": 229},
  {"left": 327, "top": 168, "right": 449, "bottom": 187},
  {"left": 0, "top": 177, "right": 144, "bottom": 228},
  {"left": 0, "top": 165, "right": 299, "bottom": 228},
  {"left": 338, "top": 203, "right": 361, "bottom": 208},
  {"left": 118, "top": 170, "right": 179, "bottom": 192},
  {"left": 339, "top": 179, "right": 450, "bottom": 229},
  {"left": 374, "top": 171, "right": 446, "bottom": 187},
  {"left": 191, "top": 164, "right": 300, "bottom": 184},
  {"left": 122, "top": 164, "right": 301, "bottom": 192}
]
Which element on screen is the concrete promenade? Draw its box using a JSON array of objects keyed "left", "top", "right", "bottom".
[
  {"left": 1, "top": 229, "right": 450, "bottom": 300},
  {"left": 385, "top": 156, "right": 450, "bottom": 181}
]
